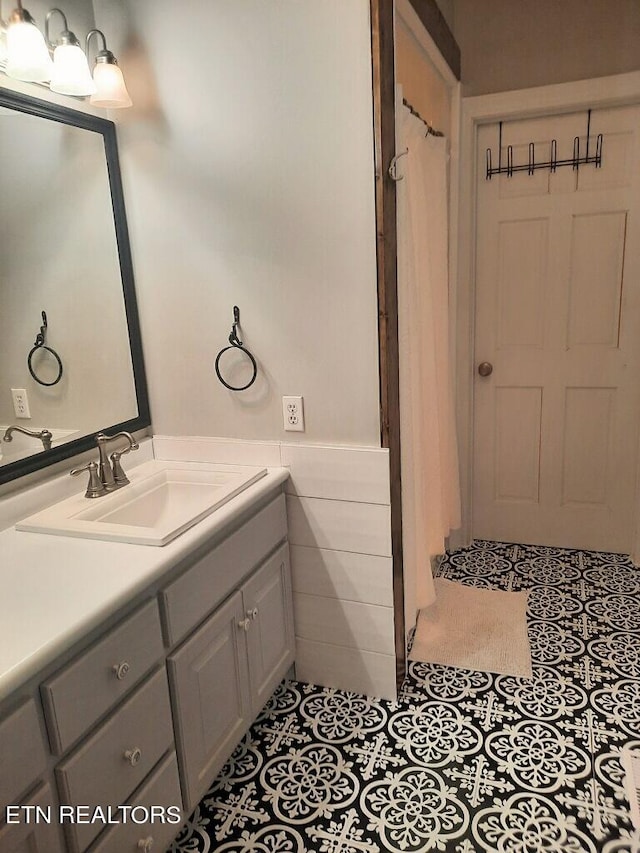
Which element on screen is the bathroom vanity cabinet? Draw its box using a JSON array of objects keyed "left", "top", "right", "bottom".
[
  {"left": 169, "top": 543, "right": 293, "bottom": 812},
  {"left": 0, "top": 700, "right": 64, "bottom": 852},
  {"left": 0, "top": 489, "right": 294, "bottom": 853}
]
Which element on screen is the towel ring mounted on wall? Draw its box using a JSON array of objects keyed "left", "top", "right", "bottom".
[
  {"left": 214, "top": 306, "right": 257, "bottom": 391},
  {"left": 27, "top": 310, "right": 64, "bottom": 387}
]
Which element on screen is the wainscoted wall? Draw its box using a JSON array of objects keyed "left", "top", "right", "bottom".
[{"left": 153, "top": 437, "right": 397, "bottom": 701}]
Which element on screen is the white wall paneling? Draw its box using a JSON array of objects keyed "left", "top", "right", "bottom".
[
  {"left": 293, "top": 593, "right": 394, "bottom": 655},
  {"left": 281, "top": 444, "right": 390, "bottom": 504},
  {"left": 286, "top": 496, "right": 392, "bottom": 557},
  {"left": 152, "top": 436, "right": 282, "bottom": 468},
  {"left": 290, "top": 546, "right": 393, "bottom": 607},
  {"left": 295, "top": 639, "right": 396, "bottom": 700},
  {"left": 282, "top": 442, "right": 395, "bottom": 699}
]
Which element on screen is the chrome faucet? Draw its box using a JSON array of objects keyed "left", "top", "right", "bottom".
[
  {"left": 95, "top": 431, "right": 139, "bottom": 490},
  {"left": 71, "top": 431, "right": 139, "bottom": 498},
  {"left": 3, "top": 425, "right": 53, "bottom": 451}
]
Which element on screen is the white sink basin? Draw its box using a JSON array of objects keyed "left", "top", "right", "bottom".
[{"left": 16, "top": 461, "right": 267, "bottom": 545}]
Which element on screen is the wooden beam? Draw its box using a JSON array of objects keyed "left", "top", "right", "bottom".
[
  {"left": 370, "top": 0, "right": 406, "bottom": 689},
  {"left": 408, "top": 0, "right": 461, "bottom": 79}
]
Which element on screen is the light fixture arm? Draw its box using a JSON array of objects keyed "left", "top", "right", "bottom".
[
  {"left": 86, "top": 29, "right": 117, "bottom": 65},
  {"left": 8, "top": 0, "right": 37, "bottom": 26},
  {"left": 45, "top": 7, "right": 79, "bottom": 49}
]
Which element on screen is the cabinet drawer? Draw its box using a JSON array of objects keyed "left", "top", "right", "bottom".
[
  {"left": 88, "top": 751, "right": 182, "bottom": 853},
  {"left": 42, "top": 600, "right": 164, "bottom": 755},
  {"left": 0, "top": 782, "right": 64, "bottom": 853},
  {"left": 0, "top": 699, "right": 47, "bottom": 810},
  {"left": 162, "top": 493, "right": 287, "bottom": 645},
  {"left": 56, "top": 668, "right": 173, "bottom": 853}
]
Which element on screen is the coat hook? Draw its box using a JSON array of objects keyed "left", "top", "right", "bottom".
[
  {"left": 35, "top": 310, "right": 48, "bottom": 347},
  {"left": 388, "top": 149, "right": 408, "bottom": 182},
  {"left": 229, "top": 305, "right": 243, "bottom": 346}
]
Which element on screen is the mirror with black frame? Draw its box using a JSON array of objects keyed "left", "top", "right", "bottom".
[{"left": 0, "top": 88, "right": 150, "bottom": 485}]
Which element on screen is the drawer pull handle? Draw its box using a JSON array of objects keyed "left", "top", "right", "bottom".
[
  {"left": 237, "top": 618, "right": 251, "bottom": 632},
  {"left": 247, "top": 607, "right": 259, "bottom": 620},
  {"left": 113, "top": 661, "right": 131, "bottom": 680},
  {"left": 138, "top": 837, "right": 154, "bottom": 852},
  {"left": 124, "top": 747, "right": 142, "bottom": 766}
]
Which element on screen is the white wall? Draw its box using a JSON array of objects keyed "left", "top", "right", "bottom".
[{"left": 94, "top": 0, "right": 382, "bottom": 448}]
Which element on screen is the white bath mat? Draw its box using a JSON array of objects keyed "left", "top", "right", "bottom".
[
  {"left": 622, "top": 747, "right": 640, "bottom": 831},
  {"left": 409, "top": 578, "right": 533, "bottom": 678}
]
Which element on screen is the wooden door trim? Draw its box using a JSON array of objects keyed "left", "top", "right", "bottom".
[
  {"left": 455, "top": 71, "right": 640, "bottom": 554},
  {"left": 370, "top": 0, "right": 405, "bottom": 687},
  {"left": 403, "top": 0, "right": 460, "bottom": 80},
  {"left": 370, "top": 0, "right": 461, "bottom": 688}
]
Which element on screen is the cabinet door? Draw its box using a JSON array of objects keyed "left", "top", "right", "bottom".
[
  {"left": 0, "top": 699, "right": 47, "bottom": 811},
  {"left": 0, "top": 783, "right": 64, "bottom": 853},
  {"left": 243, "top": 544, "right": 295, "bottom": 717},
  {"left": 167, "top": 592, "right": 251, "bottom": 813}
]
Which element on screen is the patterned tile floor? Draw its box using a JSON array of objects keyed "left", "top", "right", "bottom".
[{"left": 167, "top": 541, "right": 640, "bottom": 852}]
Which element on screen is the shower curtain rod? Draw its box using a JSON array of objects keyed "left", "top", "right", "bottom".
[{"left": 402, "top": 98, "right": 445, "bottom": 138}]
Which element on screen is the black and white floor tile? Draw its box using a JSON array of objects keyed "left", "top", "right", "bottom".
[{"left": 167, "top": 541, "right": 640, "bottom": 852}]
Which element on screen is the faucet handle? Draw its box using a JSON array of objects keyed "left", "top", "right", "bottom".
[
  {"left": 71, "top": 461, "right": 106, "bottom": 498},
  {"left": 110, "top": 451, "right": 130, "bottom": 486}
]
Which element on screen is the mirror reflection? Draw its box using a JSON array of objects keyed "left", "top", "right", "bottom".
[{"left": 0, "top": 93, "right": 148, "bottom": 480}]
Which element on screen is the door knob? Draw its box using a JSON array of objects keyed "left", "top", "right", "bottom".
[{"left": 478, "top": 362, "right": 493, "bottom": 377}]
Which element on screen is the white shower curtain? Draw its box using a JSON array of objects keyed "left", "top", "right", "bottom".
[{"left": 397, "top": 104, "right": 461, "bottom": 628}]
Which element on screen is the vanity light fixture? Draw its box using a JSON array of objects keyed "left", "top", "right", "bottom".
[
  {"left": 86, "top": 29, "right": 131, "bottom": 109},
  {"left": 45, "top": 8, "right": 95, "bottom": 96},
  {"left": 0, "top": 3, "right": 129, "bottom": 107},
  {"left": 3, "top": 0, "right": 53, "bottom": 82}
]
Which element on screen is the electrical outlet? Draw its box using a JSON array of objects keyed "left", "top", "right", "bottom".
[
  {"left": 11, "top": 388, "right": 31, "bottom": 419},
  {"left": 282, "top": 396, "right": 304, "bottom": 432}
]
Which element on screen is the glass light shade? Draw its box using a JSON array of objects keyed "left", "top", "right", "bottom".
[
  {"left": 5, "top": 20, "right": 53, "bottom": 82},
  {"left": 49, "top": 44, "right": 96, "bottom": 95},
  {"left": 0, "top": 29, "right": 8, "bottom": 65},
  {"left": 50, "top": 43, "right": 96, "bottom": 96},
  {"left": 90, "top": 61, "right": 132, "bottom": 108}
]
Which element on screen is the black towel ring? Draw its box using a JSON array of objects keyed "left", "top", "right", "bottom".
[
  {"left": 28, "top": 311, "right": 63, "bottom": 387},
  {"left": 214, "top": 306, "right": 257, "bottom": 391}
]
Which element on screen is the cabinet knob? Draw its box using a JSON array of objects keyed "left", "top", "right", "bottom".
[
  {"left": 113, "top": 661, "right": 130, "bottom": 681},
  {"left": 124, "top": 747, "right": 142, "bottom": 766},
  {"left": 237, "top": 618, "right": 251, "bottom": 632},
  {"left": 247, "top": 608, "right": 259, "bottom": 621},
  {"left": 138, "top": 838, "right": 154, "bottom": 852}
]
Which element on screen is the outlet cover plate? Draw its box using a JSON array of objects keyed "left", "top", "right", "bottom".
[
  {"left": 11, "top": 388, "right": 31, "bottom": 419},
  {"left": 283, "top": 396, "right": 304, "bottom": 432}
]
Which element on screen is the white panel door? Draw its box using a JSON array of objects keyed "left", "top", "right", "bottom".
[{"left": 473, "top": 106, "right": 640, "bottom": 552}]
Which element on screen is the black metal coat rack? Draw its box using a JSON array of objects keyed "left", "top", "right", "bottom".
[{"left": 486, "top": 109, "right": 603, "bottom": 180}]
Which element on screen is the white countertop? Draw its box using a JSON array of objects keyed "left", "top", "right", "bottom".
[{"left": 0, "top": 461, "right": 289, "bottom": 703}]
